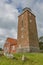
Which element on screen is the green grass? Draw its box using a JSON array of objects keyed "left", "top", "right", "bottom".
[{"left": 0, "top": 53, "right": 43, "bottom": 65}]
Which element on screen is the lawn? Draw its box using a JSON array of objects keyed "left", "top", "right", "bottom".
[{"left": 0, "top": 53, "right": 43, "bottom": 65}]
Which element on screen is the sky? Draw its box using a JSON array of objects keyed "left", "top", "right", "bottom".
[{"left": 0, "top": 0, "right": 43, "bottom": 48}]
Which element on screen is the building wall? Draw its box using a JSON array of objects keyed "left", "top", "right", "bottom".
[
  {"left": 18, "top": 11, "right": 29, "bottom": 48},
  {"left": 27, "top": 11, "right": 39, "bottom": 52},
  {"left": 17, "top": 10, "right": 39, "bottom": 52},
  {"left": 4, "top": 44, "right": 17, "bottom": 54},
  {"left": 4, "top": 38, "right": 17, "bottom": 54},
  {"left": 10, "top": 45, "right": 17, "bottom": 53}
]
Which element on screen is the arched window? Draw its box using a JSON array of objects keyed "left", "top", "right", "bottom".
[{"left": 12, "top": 46, "right": 15, "bottom": 50}]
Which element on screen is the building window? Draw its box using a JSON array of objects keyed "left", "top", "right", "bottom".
[
  {"left": 7, "top": 47, "right": 9, "bottom": 51},
  {"left": 4, "top": 47, "right": 9, "bottom": 53},
  {"left": 12, "top": 46, "right": 15, "bottom": 50}
]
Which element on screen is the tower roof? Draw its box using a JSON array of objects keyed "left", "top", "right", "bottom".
[
  {"left": 23, "top": 7, "right": 32, "bottom": 12},
  {"left": 18, "top": 7, "right": 35, "bottom": 17}
]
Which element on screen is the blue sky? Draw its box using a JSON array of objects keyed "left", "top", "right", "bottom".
[{"left": 0, "top": 0, "right": 43, "bottom": 48}]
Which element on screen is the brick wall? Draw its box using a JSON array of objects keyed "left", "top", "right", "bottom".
[{"left": 17, "top": 9, "right": 39, "bottom": 52}]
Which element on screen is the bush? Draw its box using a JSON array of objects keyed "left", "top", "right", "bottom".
[{"left": 39, "top": 42, "right": 43, "bottom": 50}]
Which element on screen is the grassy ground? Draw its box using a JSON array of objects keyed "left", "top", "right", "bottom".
[{"left": 0, "top": 53, "right": 43, "bottom": 65}]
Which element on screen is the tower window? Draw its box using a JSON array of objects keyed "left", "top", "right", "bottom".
[
  {"left": 21, "top": 35, "right": 24, "bottom": 38},
  {"left": 21, "top": 27, "right": 24, "bottom": 31},
  {"left": 22, "top": 21, "right": 23, "bottom": 27},
  {"left": 29, "top": 13, "right": 31, "bottom": 16},
  {"left": 30, "top": 19, "right": 32, "bottom": 23}
]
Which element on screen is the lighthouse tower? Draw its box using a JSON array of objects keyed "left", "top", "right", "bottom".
[{"left": 17, "top": 7, "right": 39, "bottom": 52}]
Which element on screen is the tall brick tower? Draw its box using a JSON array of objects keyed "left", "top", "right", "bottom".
[{"left": 17, "top": 7, "right": 39, "bottom": 52}]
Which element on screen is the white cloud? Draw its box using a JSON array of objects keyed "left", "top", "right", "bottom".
[
  {"left": 5, "top": 29, "right": 17, "bottom": 39},
  {"left": 0, "top": 28, "right": 17, "bottom": 39},
  {"left": 0, "top": 2, "right": 19, "bottom": 21},
  {"left": 32, "top": 1, "right": 43, "bottom": 37},
  {"left": 0, "top": 0, "right": 43, "bottom": 48},
  {"left": 0, "top": 0, "right": 19, "bottom": 42}
]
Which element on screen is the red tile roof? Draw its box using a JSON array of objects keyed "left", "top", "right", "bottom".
[{"left": 4, "top": 37, "right": 17, "bottom": 47}]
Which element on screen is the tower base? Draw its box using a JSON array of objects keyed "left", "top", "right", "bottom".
[{"left": 16, "top": 46, "right": 40, "bottom": 53}]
